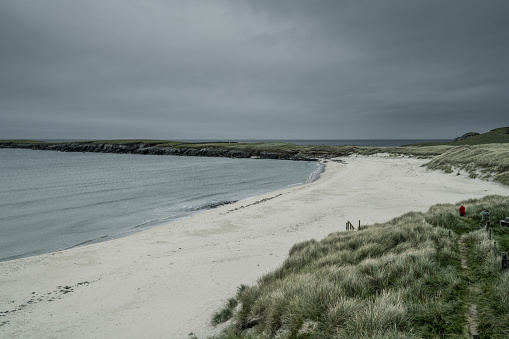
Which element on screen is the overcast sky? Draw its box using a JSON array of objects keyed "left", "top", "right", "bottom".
[{"left": 1, "top": 0, "right": 508, "bottom": 140}]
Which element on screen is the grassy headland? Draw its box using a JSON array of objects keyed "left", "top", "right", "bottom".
[
  {"left": 406, "top": 127, "right": 509, "bottom": 146},
  {"left": 212, "top": 195, "right": 509, "bottom": 338},
  {"left": 0, "top": 138, "right": 453, "bottom": 160},
  {"left": 0, "top": 139, "right": 48, "bottom": 144}
]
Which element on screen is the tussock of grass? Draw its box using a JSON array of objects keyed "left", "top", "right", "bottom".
[
  {"left": 212, "top": 195, "right": 509, "bottom": 338},
  {"left": 212, "top": 298, "right": 240, "bottom": 326}
]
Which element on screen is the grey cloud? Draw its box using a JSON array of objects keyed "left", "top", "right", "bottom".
[{"left": 1, "top": 0, "right": 508, "bottom": 140}]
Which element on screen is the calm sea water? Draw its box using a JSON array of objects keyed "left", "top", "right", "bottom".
[{"left": 0, "top": 149, "right": 321, "bottom": 262}]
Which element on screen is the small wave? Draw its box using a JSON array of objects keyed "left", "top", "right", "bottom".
[
  {"left": 306, "top": 162, "right": 325, "bottom": 183},
  {"left": 63, "top": 234, "right": 109, "bottom": 250}
]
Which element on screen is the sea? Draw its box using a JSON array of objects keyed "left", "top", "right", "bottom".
[
  {"left": 0, "top": 149, "right": 322, "bottom": 262},
  {"left": 0, "top": 139, "right": 448, "bottom": 262}
]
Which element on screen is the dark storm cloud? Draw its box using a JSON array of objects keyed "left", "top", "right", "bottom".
[{"left": 1, "top": 0, "right": 508, "bottom": 140}]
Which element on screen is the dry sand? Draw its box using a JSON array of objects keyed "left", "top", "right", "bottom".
[{"left": 1, "top": 155, "right": 508, "bottom": 338}]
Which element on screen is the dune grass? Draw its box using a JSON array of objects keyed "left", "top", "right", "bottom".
[
  {"left": 211, "top": 195, "right": 509, "bottom": 338},
  {"left": 425, "top": 144, "right": 509, "bottom": 185}
]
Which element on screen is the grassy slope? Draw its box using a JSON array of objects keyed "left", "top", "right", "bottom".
[
  {"left": 404, "top": 128, "right": 509, "bottom": 186},
  {"left": 453, "top": 127, "right": 509, "bottom": 145},
  {"left": 212, "top": 196, "right": 509, "bottom": 338},
  {"left": 424, "top": 144, "right": 509, "bottom": 185},
  {"left": 408, "top": 127, "right": 509, "bottom": 146}
]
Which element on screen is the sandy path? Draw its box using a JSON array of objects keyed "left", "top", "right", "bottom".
[{"left": 1, "top": 155, "right": 508, "bottom": 338}]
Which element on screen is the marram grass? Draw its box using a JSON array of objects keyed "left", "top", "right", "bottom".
[
  {"left": 425, "top": 144, "right": 509, "bottom": 185},
  {"left": 211, "top": 195, "right": 509, "bottom": 338}
]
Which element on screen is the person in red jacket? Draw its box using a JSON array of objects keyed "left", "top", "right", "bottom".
[{"left": 459, "top": 205, "right": 466, "bottom": 216}]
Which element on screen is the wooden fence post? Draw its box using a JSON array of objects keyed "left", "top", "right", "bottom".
[
  {"left": 489, "top": 228, "right": 492, "bottom": 240},
  {"left": 502, "top": 252, "right": 508, "bottom": 272},
  {"left": 358, "top": 220, "right": 361, "bottom": 231},
  {"left": 345, "top": 221, "right": 356, "bottom": 231},
  {"left": 494, "top": 241, "right": 497, "bottom": 259}
]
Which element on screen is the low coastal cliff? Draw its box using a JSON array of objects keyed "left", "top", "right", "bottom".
[
  {"left": 0, "top": 142, "right": 318, "bottom": 161},
  {"left": 2, "top": 127, "right": 507, "bottom": 162}
]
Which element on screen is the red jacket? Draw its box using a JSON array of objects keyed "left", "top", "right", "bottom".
[{"left": 459, "top": 206, "right": 465, "bottom": 214}]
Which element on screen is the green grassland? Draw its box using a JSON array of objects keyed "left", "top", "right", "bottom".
[
  {"left": 212, "top": 196, "right": 509, "bottom": 338},
  {"left": 450, "top": 127, "right": 509, "bottom": 145},
  {"left": 82, "top": 139, "right": 175, "bottom": 145},
  {"left": 0, "top": 139, "right": 48, "bottom": 144},
  {"left": 0, "top": 139, "right": 453, "bottom": 158}
]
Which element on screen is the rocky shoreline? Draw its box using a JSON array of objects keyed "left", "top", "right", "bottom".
[{"left": 0, "top": 142, "right": 317, "bottom": 161}]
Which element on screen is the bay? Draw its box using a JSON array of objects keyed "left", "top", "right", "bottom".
[{"left": 0, "top": 149, "right": 320, "bottom": 262}]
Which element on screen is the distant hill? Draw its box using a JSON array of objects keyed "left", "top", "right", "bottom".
[
  {"left": 408, "top": 127, "right": 509, "bottom": 146},
  {"left": 452, "top": 127, "right": 509, "bottom": 145}
]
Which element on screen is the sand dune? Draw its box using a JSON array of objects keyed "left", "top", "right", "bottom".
[{"left": 1, "top": 155, "right": 508, "bottom": 338}]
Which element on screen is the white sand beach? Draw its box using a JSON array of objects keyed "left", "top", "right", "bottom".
[{"left": 1, "top": 155, "right": 508, "bottom": 338}]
